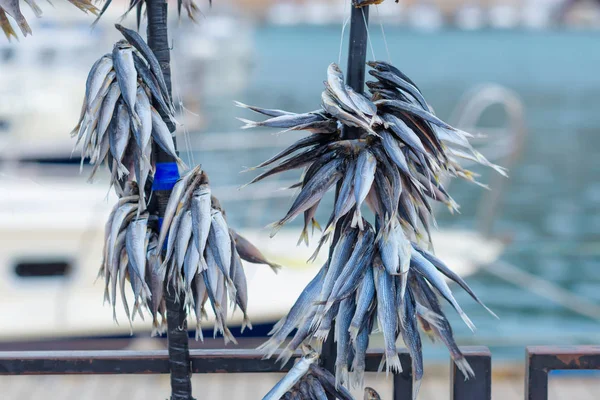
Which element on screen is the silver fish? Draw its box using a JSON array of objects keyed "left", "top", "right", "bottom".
[
  {"left": 231, "top": 248, "right": 251, "bottom": 332},
  {"left": 112, "top": 41, "right": 140, "bottom": 124},
  {"left": 270, "top": 158, "right": 343, "bottom": 236},
  {"left": 364, "top": 386, "right": 381, "bottom": 400},
  {"left": 410, "top": 248, "right": 475, "bottom": 332},
  {"left": 175, "top": 210, "right": 193, "bottom": 282},
  {"left": 258, "top": 264, "right": 326, "bottom": 358},
  {"left": 321, "top": 90, "right": 378, "bottom": 137},
  {"left": 151, "top": 106, "right": 186, "bottom": 169},
  {"left": 232, "top": 230, "right": 281, "bottom": 274},
  {"left": 352, "top": 319, "right": 372, "bottom": 389},
  {"left": 326, "top": 63, "right": 363, "bottom": 117},
  {"left": 209, "top": 208, "right": 232, "bottom": 276},
  {"left": 109, "top": 101, "right": 131, "bottom": 178},
  {"left": 125, "top": 213, "right": 150, "bottom": 301},
  {"left": 234, "top": 100, "right": 295, "bottom": 118},
  {"left": 0, "top": 8, "right": 17, "bottom": 42},
  {"left": 374, "top": 258, "right": 401, "bottom": 374},
  {"left": 96, "top": 83, "right": 121, "bottom": 148},
  {"left": 352, "top": 149, "right": 377, "bottom": 230},
  {"left": 157, "top": 165, "right": 201, "bottom": 252},
  {"left": 262, "top": 346, "right": 319, "bottom": 400},
  {"left": 399, "top": 288, "right": 423, "bottom": 400},
  {"left": 133, "top": 86, "right": 152, "bottom": 153},
  {"left": 191, "top": 184, "right": 211, "bottom": 258},
  {"left": 349, "top": 266, "right": 375, "bottom": 341},
  {"left": 238, "top": 112, "right": 325, "bottom": 130},
  {"left": 334, "top": 297, "right": 355, "bottom": 388}
]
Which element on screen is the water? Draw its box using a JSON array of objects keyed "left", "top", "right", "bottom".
[{"left": 189, "top": 27, "right": 600, "bottom": 360}]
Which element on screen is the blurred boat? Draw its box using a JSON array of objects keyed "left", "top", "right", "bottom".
[
  {"left": 0, "top": 4, "right": 254, "bottom": 146},
  {"left": 0, "top": 83, "right": 525, "bottom": 343}
]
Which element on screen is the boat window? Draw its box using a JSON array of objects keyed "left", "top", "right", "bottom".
[{"left": 14, "top": 260, "right": 71, "bottom": 278}]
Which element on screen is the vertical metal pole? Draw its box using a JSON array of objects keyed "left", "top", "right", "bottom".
[
  {"left": 321, "top": 2, "right": 370, "bottom": 378},
  {"left": 146, "top": 1, "right": 193, "bottom": 399}
]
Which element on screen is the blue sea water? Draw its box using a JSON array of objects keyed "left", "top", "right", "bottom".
[{"left": 191, "top": 26, "right": 600, "bottom": 359}]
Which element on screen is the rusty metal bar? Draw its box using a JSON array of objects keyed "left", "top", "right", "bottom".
[
  {"left": 526, "top": 346, "right": 600, "bottom": 400},
  {"left": 450, "top": 346, "right": 491, "bottom": 400}
]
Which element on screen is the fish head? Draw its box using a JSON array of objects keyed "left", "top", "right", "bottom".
[
  {"left": 194, "top": 184, "right": 211, "bottom": 197},
  {"left": 210, "top": 195, "right": 222, "bottom": 210},
  {"left": 328, "top": 62, "right": 343, "bottom": 75},
  {"left": 363, "top": 387, "right": 381, "bottom": 400},
  {"left": 114, "top": 39, "right": 131, "bottom": 50}
]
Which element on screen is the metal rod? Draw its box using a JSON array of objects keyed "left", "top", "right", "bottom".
[
  {"left": 146, "top": 1, "right": 192, "bottom": 399},
  {"left": 323, "top": 0, "right": 371, "bottom": 374},
  {"left": 342, "top": 5, "right": 369, "bottom": 140},
  {"left": 321, "top": 2, "right": 371, "bottom": 378}
]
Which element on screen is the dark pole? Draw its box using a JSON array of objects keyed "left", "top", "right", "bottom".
[
  {"left": 321, "top": 2, "right": 370, "bottom": 377},
  {"left": 146, "top": 1, "right": 193, "bottom": 399}
]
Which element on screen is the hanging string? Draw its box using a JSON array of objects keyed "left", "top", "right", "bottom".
[
  {"left": 170, "top": 53, "right": 196, "bottom": 168},
  {"left": 376, "top": 5, "right": 392, "bottom": 62},
  {"left": 338, "top": 2, "right": 350, "bottom": 65},
  {"left": 362, "top": 6, "right": 376, "bottom": 61}
]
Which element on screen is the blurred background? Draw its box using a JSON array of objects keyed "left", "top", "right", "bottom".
[{"left": 1, "top": 0, "right": 599, "bottom": 398}]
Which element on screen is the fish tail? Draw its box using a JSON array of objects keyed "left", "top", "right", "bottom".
[
  {"left": 276, "top": 347, "right": 294, "bottom": 366},
  {"left": 348, "top": 324, "right": 360, "bottom": 342},
  {"left": 175, "top": 156, "right": 188, "bottom": 171},
  {"left": 241, "top": 314, "right": 252, "bottom": 333},
  {"left": 267, "top": 220, "right": 284, "bottom": 238},
  {"left": 297, "top": 227, "right": 309, "bottom": 247},
  {"left": 267, "top": 262, "right": 282, "bottom": 274},
  {"left": 454, "top": 356, "right": 475, "bottom": 380},
  {"left": 233, "top": 101, "right": 250, "bottom": 109},
  {"left": 25, "top": 0, "right": 44, "bottom": 17},
  {"left": 222, "top": 326, "right": 238, "bottom": 345},
  {"left": 311, "top": 217, "right": 322, "bottom": 233},
  {"left": 15, "top": 16, "right": 32, "bottom": 36},
  {"left": 236, "top": 117, "right": 259, "bottom": 129},
  {"left": 195, "top": 320, "right": 204, "bottom": 342},
  {"left": 322, "top": 223, "right": 336, "bottom": 238},
  {"left": 412, "top": 376, "right": 422, "bottom": 400},
  {"left": 458, "top": 309, "right": 476, "bottom": 332},
  {"left": 351, "top": 209, "right": 364, "bottom": 230},
  {"left": 269, "top": 317, "right": 286, "bottom": 336},
  {"left": 399, "top": 272, "right": 408, "bottom": 305},
  {"left": 313, "top": 327, "right": 330, "bottom": 342},
  {"left": 350, "top": 365, "right": 365, "bottom": 389},
  {"left": 385, "top": 351, "right": 402, "bottom": 375},
  {"left": 335, "top": 365, "right": 348, "bottom": 389},
  {"left": 256, "top": 336, "right": 283, "bottom": 359}
]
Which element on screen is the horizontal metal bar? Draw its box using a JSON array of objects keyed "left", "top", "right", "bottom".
[
  {"left": 450, "top": 346, "right": 491, "bottom": 400},
  {"left": 526, "top": 345, "right": 600, "bottom": 400},
  {"left": 0, "top": 348, "right": 412, "bottom": 376}
]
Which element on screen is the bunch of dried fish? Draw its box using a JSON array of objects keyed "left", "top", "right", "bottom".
[
  {"left": 262, "top": 345, "right": 356, "bottom": 400},
  {"left": 98, "top": 166, "right": 281, "bottom": 341},
  {"left": 0, "top": 0, "right": 98, "bottom": 41},
  {"left": 239, "top": 61, "right": 505, "bottom": 396},
  {"left": 72, "top": 24, "right": 184, "bottom": 210}
]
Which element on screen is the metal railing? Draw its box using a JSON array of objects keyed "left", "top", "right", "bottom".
[
  {"left": 1, "top": 345, "right": 598, "bottom": 399},
  {"left": 526, "top": 345, "right": 600, "bottom": 400},
  {"left": 0, "top": 346, "right": 491, "bottom": 399}
]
